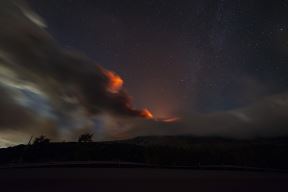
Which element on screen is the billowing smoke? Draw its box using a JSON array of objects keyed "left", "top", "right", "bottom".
[
  {"left": 0, "top": 0, "right": 153, "bottom": 145},
  {"left": 0, "top": 0, "right": 153, "bottom": 118}
]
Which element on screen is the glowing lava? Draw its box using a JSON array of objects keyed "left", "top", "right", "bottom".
[
  {"left": 141, "top": 108, "right": 154, "bottom": 119},
  {"left": 104, "top": 70, "right": 123, "bottom": 93}
]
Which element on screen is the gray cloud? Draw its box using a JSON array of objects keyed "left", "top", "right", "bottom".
[
  {"left": 0, "top": 0, "right": 153, "bottom": 145},
  {"left": 0, "top": 86, "right": 34, "bottom": 129},
  {"left": 0, "top": 0, "right": 152, "bottom": 118}
]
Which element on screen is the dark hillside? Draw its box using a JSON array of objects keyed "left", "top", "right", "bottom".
[{"left": 1, "top": 136, "right": 288, "bottom": 170}]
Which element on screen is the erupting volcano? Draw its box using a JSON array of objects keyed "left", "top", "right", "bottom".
[{"left": 101, "top": 68, "right": 155, "bottom": 120}]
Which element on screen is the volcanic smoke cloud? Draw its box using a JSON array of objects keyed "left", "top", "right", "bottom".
[
  {"left": 0, "top": 0, "right": 153, "bottom": 144},
  {"left": 0, "top": 0, "right": 153, "bottom": 118}
]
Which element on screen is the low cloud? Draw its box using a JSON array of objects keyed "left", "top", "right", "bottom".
[{"left": 125, "top": 93, "right": 288, "bottom": 139}]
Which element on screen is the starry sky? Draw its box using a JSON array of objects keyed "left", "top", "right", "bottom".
[
  {"left": 1, "top": 0, "right": 288, "bottom": 146},
  {"left": 26, "top": 0, "right": 288, "bottom": 117}
]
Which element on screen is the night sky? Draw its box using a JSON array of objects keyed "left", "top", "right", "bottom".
[
  {"left": 28, "top": 0, "right": 288, "bottom": 115},
  {"left": 1, "top": 0, "right": 288, "bottom": 145}
]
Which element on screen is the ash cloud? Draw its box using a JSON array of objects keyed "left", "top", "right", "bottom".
[
  {"left": 0, "top": 0, "right": 147, "bottom": 118},
  {"left": 0, "top": 0, "right": 150, "bottom": 144},
  {"left": 0, "top": 86, "right": 34, "bottom": 129}
]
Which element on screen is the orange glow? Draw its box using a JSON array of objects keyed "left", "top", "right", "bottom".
[
  {"left": 141, "top": 108, "right": 154, "bottom": 119},
  {"left": 104, "top": 70, "right": 123, "bottom": 93},
  {"left": 160, "top": 117, "right": 180, "bottom": 123}
]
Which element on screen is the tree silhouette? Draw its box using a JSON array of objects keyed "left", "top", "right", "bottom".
[
  {"left": 33, "top": 135, "right": 50, "bottom": 145},
  {"left": 78, "top": 133, "right": 93, "bottom": 142}
]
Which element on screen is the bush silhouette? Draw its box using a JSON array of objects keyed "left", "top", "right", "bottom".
[
  {"left": 78, "top": 133, "right": 93, "bottom": 142},
  {"left": 33, "top": 136, "right": 50, "bottom": 145}
]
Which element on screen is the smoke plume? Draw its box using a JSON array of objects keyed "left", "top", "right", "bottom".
[{"left": 0, "top": 0, "right": 152, "bottom": 144}]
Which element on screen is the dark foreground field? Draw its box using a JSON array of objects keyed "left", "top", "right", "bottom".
[{"left": 1, "top": 167, "right": 288, "bottom": 192}]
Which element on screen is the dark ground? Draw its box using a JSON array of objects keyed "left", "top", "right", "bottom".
[{"left": 1, "top": 167, "right": 288, "bottom": 192}]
